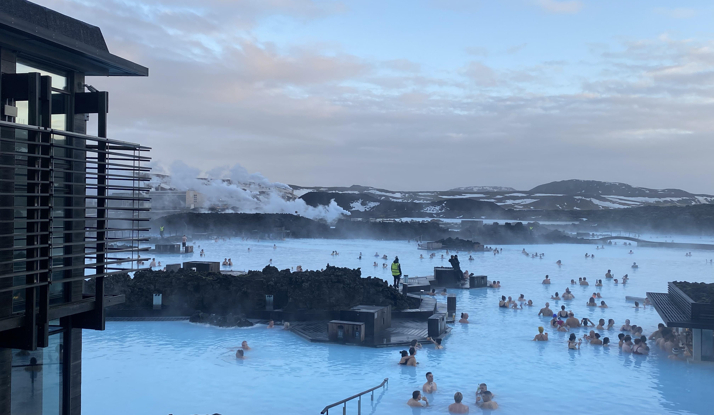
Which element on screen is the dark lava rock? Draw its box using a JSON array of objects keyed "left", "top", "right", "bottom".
[{"left": 90, "top": 266, "right": 411, "bottom": 323}]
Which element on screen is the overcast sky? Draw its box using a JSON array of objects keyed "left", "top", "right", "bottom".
[{"left": 38, "top": 0, "right": 714, "bottom": 193}]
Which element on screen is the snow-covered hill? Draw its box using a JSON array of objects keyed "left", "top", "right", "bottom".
[{"left": 291, "top": 180, "right": 714, "bottom": 216}]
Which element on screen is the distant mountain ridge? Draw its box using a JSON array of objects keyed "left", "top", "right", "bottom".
[
  {"left": 530, "top": 180, "right": 694, "bottom": 198},
  {"left": 448, "top": 186, "right": 516, "bottom": 192},
  {"left": 291, "top": 180, "right": 713, "bottom": 216}
]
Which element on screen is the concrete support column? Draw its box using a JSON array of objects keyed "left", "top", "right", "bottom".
[{"left": 692, "top": 328, "right": 702, "bottom": 362}]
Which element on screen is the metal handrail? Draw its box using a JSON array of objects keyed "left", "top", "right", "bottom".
[{"left": 320, "top": 378, "right": 388, "bottom": 415}]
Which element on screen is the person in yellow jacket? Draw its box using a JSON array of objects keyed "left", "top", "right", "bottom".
[{"left": 391, "top": 257, "right": 402, "bottom": 288}]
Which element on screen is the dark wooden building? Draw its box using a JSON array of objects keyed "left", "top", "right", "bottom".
[
  {"left": 648, "top": 282, "right": 714, "bottom": 363},
  {"left": 0, "top": 1, "right": 149, "bottom": 414}
]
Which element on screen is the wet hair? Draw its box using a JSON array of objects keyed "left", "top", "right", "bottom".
[
  {"left": 640, "top": 335, "right": 647, "bottom": 343},
  {"left": 603, "top": 337, "right": 610, "bottom": 345},
  {"left": 601, "top": 301, "right": 606, "bottom": 305},
  {"left": 608, "top": 319, "right": 614, "bottom": 325},
  {"left": 454, "top": 392, "right": 463, "bottom": 403},
  {"left": 501, "top": 296, "right": 506, "bottom": 301},
  {"left": 634, "top": 338, "right": 641, "bottom": 345},
  {"left": 561, "top": 305, "right": 565, "bottom": 310},
  {"left": 412, "top": 391, "right": 421, "bottom": 400},
  {"left": 618, "top": 333, "right": 625, "bottom": 340},
  {"left": 425, "top": 372, "right": 432, "bottom": 379},
  {"left": 400, "top": 350, "right": 408, "bottom": 357},
  {"left": 635, "top": 301, "right": 639, "bottom": 306},
  {"left": 411, "top": 339, "right": 418, "bottom": 346},
  {"left": 658, "top": 323, "right": 665, "bottom": 329},
  {"left": 588, "top": 298, "right": 595, "bottom": 304},
  {"left": 236, "top": 349, "right": 244, "bottom": 357},
  {"left": 599, "top": 319, "right": 605, "bottom": 325},
  {"left": 409, "top": 347, "right": 416, "bottom": 355},
  {"left": 435, "top": 338, "right": 442, "bottom": 345},
  {"left": 30, "top": 357, "right": 38, "bottom": 365},
  {"left": 481, "top": 391, "right": 493, "bottom": 401},
  {"left": 569, "top": 333, "right": 576, "bottom": 341},
  {"left": 460, "top": 313, "right": 465, "bottom": 318},
  {"left": 594, "top": 333, "right": 601, "bottom": 339},
  {"left": 624, "top": 335, "right": 632, "bottom": 342}
]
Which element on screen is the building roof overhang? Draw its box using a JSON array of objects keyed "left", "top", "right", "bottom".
[
  {"left": 0, "top": 0, "right": 147, "bottom": 76},
  {"left": 647, "top": 292, "right": 714, "bottom": 330}
]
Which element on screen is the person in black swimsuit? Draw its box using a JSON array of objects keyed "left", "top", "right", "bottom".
[{"left": 558, "top": 305, "right": 569, "bottom": 319}]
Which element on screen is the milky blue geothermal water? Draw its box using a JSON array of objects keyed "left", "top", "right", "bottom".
[{"left": 83, "top": 238, "right": 714, "bottom": 414}]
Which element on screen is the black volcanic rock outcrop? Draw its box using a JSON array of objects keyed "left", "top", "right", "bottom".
[{"left": 88, "top": 266, "right": 411, "bottom": 321}]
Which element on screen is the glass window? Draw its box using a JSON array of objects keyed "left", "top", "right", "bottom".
[
  {"left": 14, "top": 61, "right": 69, "bottom": 131},
  {"left": 16, "top": 62, "right": 68, "bottom": 91},
  {"left": 10, "top": 332, "right": 64, "bottom": 415}
]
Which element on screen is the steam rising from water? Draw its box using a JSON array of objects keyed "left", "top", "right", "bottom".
[{"left": 158, "top": 161, "right": 348, "bottom": 223}]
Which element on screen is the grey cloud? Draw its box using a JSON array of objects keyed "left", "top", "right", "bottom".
[
  {"left": 506, "top": 43, "right": 528, "bottom": 54},
  {"left": 465, "top": 46, "right": 489, "bottom": 57},
  {"left": 460, "top": 61, "right": 498, "bottom": 86},
  {"left": 653, "top": 7, "right": 697, "bottom": 19},
  {"left": 30, "top": 1, "right": 714, "bottom": 194},
  {"left": 534, "top": 0, "right": 583, "bottom": 14},
  {"left": 382, "top": 59, "right": 421, "bottom": 73}
]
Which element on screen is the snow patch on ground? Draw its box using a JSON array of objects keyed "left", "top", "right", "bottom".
[
  {"left": 440, "top": 194, "right": 485, "bottom": 199},
  {"left": 367, "top": 190, "right": 403, "bottom": 198},
  {"left": 349, "top": 200, "right": 380, "bottom": 212},
  {"left": 495, "top": 199, "right": 539, "bottom": 205},
  {"left": 422, "top": 204, "right": 445, "bottom": 213}
]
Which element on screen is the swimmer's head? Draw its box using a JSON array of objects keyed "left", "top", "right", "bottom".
[
  {"left": 412, "top": 391, "right": 421, "bottom": 400},
  {"left": 481, "top": 391, "right": 493, "bottom": 402},
  {"left": 538, "top": 326, "right": 544, "bottom": 334},
  {"left": 603, "top": 337, "right": 610, "bottom": 345},
  {"left": 236, "top": 350, "right": 244, "bottom": 358},
  {"left": 454, "top": 392, "right": 463, "bottom": 403},
  {"left": 435, "top": 338, "right": 442, "bottom": 345},
  {"left": 569, "top": 333, "right": 576, "bottom": 341},
  {"left": 426, "top": 372, "right": 433, "bottom": 381},
  {"left": 552, "top": 314, "right": 557, "bottom": 318},
  {"left": 400, "top": 350, "right": 408, "bottom": 357},
  {"left": 410, "top": 339, "right": 418, "bottom": 347},
  {"left": 409, "top": 347, "right": 416, "bottom": 356}
]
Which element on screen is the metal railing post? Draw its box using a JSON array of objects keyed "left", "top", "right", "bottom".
[
  {"left": 358, "top": 396, "right": 361, "bottom": 415},
  {"left": 342, "top": 403, "right": 346, "bottom": 415}
]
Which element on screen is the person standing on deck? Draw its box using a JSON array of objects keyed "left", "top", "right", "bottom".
[
  {"left": 392, "top": 257, "right": 402, "bottom": 288},
  {"left": 160, "top": 225, "right": 164, "bottom": 238},
  {"left": 182, "top": 234, "right": 187, "bottom": 252}
]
